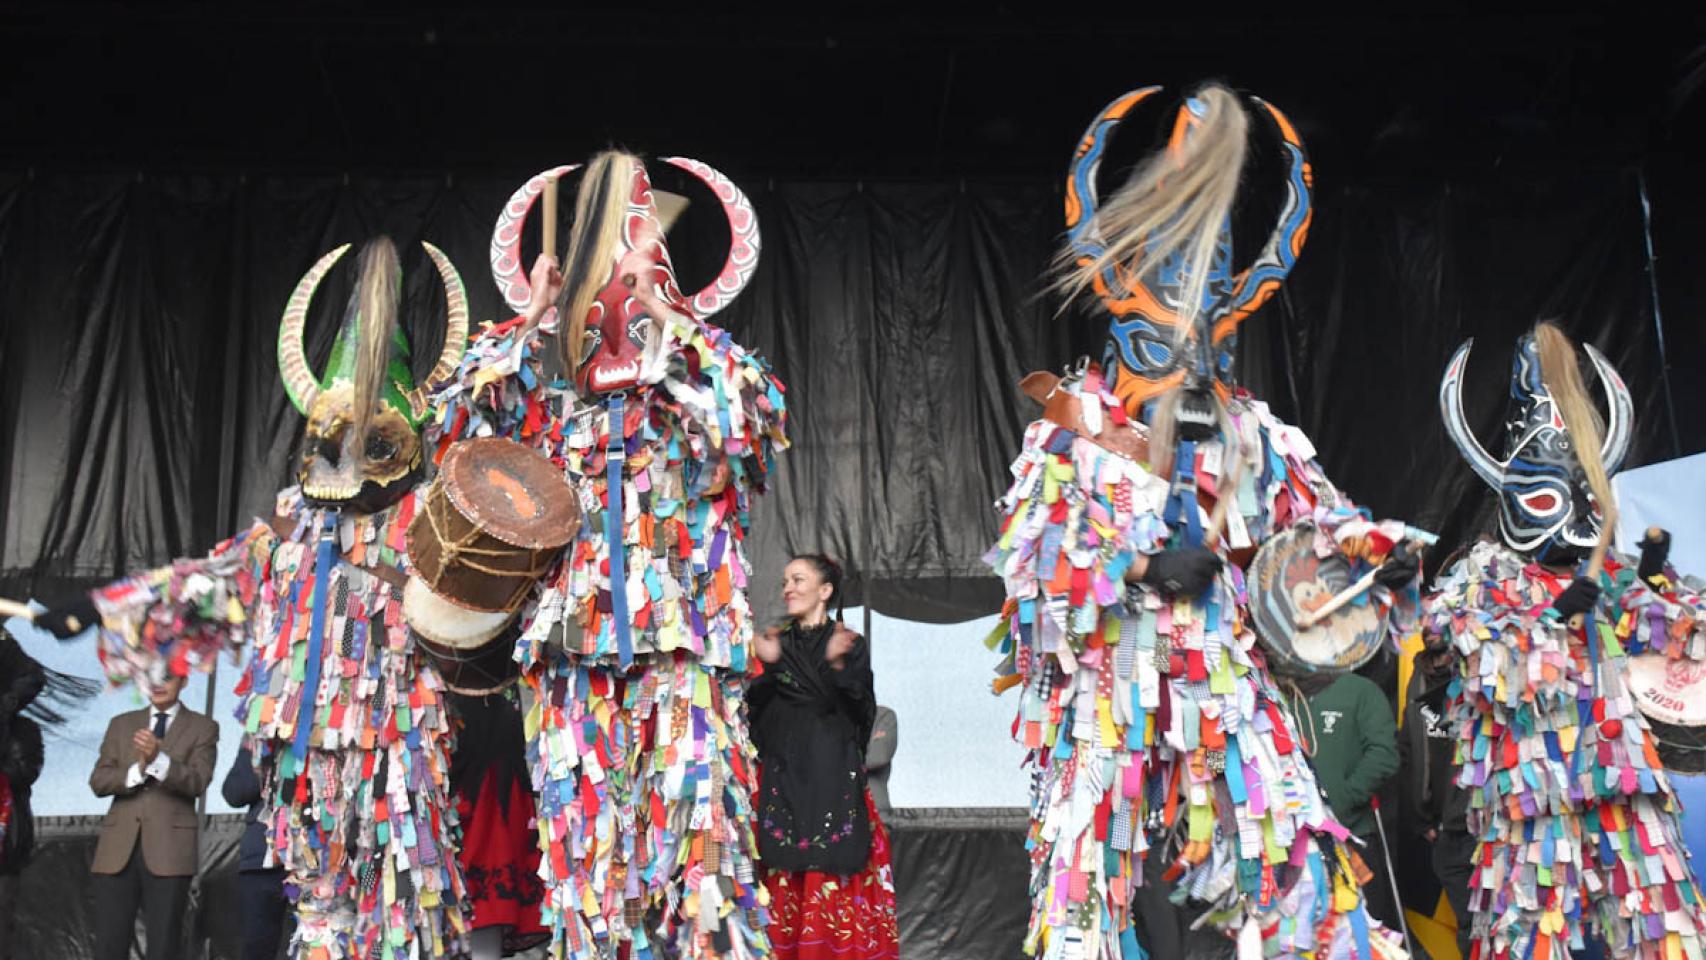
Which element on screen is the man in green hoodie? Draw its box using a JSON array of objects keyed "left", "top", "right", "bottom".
[{"left": 1285, "top": 669, "right": 1401, "bottom": 927}]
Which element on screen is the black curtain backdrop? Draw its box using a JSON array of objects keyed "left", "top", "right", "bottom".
[
  {"left": 1, "top": 158, "right": 1703, "bottom": 622},
  {"left": 14, "top": 810, "right": 1033, "bottom": 960}
]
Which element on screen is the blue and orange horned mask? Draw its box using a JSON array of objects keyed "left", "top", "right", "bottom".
[{"left": 1062, "top": 85, "right": 1313, "bottom": 424}]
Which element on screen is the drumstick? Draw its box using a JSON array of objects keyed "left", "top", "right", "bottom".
[
  {"left": 1295, "top": 529, "right": 1438, "bottom": 630},
  {"left": 0, "top": 597, "right": 34, "bottom": 621},
  {"left": 1567, "top": 506, "right": 1619, "bottom": 632},
  {"left": 541, "top": 174, "right": 560, "bottom": 264},
  {"left": 1296, "top": 568, "right": 1383, "bottom": 631}
]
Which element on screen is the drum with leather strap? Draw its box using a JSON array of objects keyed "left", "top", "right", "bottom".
[
  {"left": 404, "top": 437, "right": 580, "bottom": 683},
  {"left": 1248, "top": 524, "right": 1391, "bottom": 676}
]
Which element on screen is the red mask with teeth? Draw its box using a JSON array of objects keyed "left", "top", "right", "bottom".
[{"left": 576, "top": 167, "right": 693, "bottom": 395}]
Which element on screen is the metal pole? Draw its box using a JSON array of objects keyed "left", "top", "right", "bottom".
[
  {"left": 1636, "top": 169, "right": 1684, "bottom": 460},
  {"left": 197, "top": 659, "right": 216, "bottom": 818},
  {"left": 857, "top": 188, "right": 877, "bottom": 644},
  {"left": 1370, "top": 800, "right": 1415, "bottom": 958}
]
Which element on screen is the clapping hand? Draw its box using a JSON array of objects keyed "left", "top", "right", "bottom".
[
  {"left": 825, "top": 625, "right": 859, "bottom": 671},
  {"left": 754, "top": 626, "right": 782, "bottom": 665},
  {"left": 132, "top": 728, "right": 161, "bottom": 766}
]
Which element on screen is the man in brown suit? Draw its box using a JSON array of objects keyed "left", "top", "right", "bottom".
[{"left": 88, "top": 672, "right": 218, "bottom": 960}]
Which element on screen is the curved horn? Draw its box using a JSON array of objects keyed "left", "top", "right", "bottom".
[
  {"left": 1213, "top": 97, "right": 1314, "bottom": 343},
  {"left": 1583, "top": 342, "right": 1634, "bottom": 474},
  {"left": 277, "top": 243, "right": 352, "bottom": 415},
  {"left": 660, "top": 156, "right": 761, "bottom": 319},
  {"left": 490, "top": 164, "right": 580, "bottom": 314},
  {"left": 410, "top": 241, "right": 470, "bottom": 417},
  {"left": 1063, "top": 86, "right": 1165, "bottom": 273},
  {"left": 1439, "top": 339, "right": 1503, "bottom": 490}
]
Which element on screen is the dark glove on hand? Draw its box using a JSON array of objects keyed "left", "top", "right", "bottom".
[
  {"left": 1638, "top": 528, "right": 1672, "bottom": 584},
  {"left": 36, "top": 594, "right": 98, "bottom": 640},
  {"left": 1551, "top": 578, "right": 1601, "bottom": 620},
  {"left": 1374, "top": 543, "right": 1420, "bottom": 590},
  {"left": 1140, "top": 547, "right": 1224, "bottom": 597}
]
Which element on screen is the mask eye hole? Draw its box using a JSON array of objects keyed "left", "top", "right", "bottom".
[
  {"left": 621, "top": 273, "right": 638, "bottom": 288},
  {"left": 365, "top": 434, "right": 397, "bottom": 461},
  {"left": 1517, "top": 490, "right": 1562, "bottom": 515}
]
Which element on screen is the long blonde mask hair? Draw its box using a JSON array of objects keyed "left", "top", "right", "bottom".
[{"left": 1054, "top": 83, "right": 1250, "bottom": 347}]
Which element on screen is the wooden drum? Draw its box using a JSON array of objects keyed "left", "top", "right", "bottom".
[{"left": 404, "top": 437, "right": 580, "bottom": 650}]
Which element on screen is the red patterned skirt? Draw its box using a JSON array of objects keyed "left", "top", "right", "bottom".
[
  {"left": 456, "top": 773, "right": 548, "bottom": 952},
  {"left": 762, "top": 790, "right": 899, "bottom": 960}
]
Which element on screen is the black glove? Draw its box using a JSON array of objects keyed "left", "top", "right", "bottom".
[
  {"left": 36, "top": 594, "right": 98, "bottom": 640},
  {"left": 1550, "top": 578, "right": 1601, "bottom": 620},
  {"left": 1140, "top": 547, "right": 1224, "bottom": 597},
  {"left": 1638, "top": 528, "right": 1672, "bottom": 584},
  {"left": 1374, "top": 543, "right": 1420, "bottom": 590}
]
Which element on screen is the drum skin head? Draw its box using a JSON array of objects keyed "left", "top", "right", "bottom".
[
  {"left": 407, "top": 436, "right": 580, "bottom": 613},
  {"left": 442, "top": 437, "right": 580, "bottom": 549},
  {"left": 1631, "top": 654, "right": 1706, "bottom": 728},
  {"left": 1249, "top": 524, "right": 1387, "bottom": 676},
  {"left": 403, "top": 574, "right": 516, "bottom": 650}
]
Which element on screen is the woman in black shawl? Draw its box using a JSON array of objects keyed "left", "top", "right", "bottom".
[
  {"left": 0, "top": 626, "right": 96, "bottom": 959},
  {"left": 749, "top": 555, "right": 898, "bottom": 960}
]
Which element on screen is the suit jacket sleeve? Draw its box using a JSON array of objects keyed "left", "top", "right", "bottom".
[
  {"left": 159, "top": 715, "right": 218, "bottom": 800},
  {"left": 866, "top": 706, "right": 897, "bottom": 770},
  {"left": 89, "top": 714, "right": 138, "bottom": 798}
]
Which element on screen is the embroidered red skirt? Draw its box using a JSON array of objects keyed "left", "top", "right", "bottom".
[
  {"left": 762, "top": 790, "right": 899, "bottom": 960},
  {"left": 456, "top": 773, "right": 548, "bottom": 951}
]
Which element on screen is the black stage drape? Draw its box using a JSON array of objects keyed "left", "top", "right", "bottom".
[
  {"left": 2, "top": 162, "right": 1703, "bottom": 621},
  {"left": 15, "top": 811, "right": 1033, "bottom": 960}
]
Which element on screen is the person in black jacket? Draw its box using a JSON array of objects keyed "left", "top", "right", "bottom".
[
  {"left": 749, "top": 554, "right": 898, "bottom": 959},
  {"left": 0, "top": 625, "right": 95, "bottom": 960},
  {"left": 1400, "top": 632, "right": 1473, "bottom": 960},
  {"left": 221, "top": 742, "right": 291, "bottom": 960},
  {"left": 0, "top": 714, "right": 42, "bottom": 960}
]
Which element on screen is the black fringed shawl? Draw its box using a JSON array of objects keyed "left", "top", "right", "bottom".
[{"left": 749, "top": 621, "right": 876, "bottom": 874}]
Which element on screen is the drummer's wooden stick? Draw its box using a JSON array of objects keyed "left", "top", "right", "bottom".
[
  {"left": 0, "top": 597, "right": 36, "bottom": 621},
  {"left": 1295, "top": 530, "right": 1437, "bottom": 630},
  {"left": 541, "top": 174, "right": 560, "bottom": 264},
  {"left": 1567, "top": 507, "right": 1620, "bottom": 632},
  {"left": 1296, "top": 567, "right": 1384, "bottom": 631}
]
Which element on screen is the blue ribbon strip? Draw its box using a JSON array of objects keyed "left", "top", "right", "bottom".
[
  {"left": 1163, "top": 440, "right": 1202, "bottom": 548},
  {"left": 293, "top": 511, "right": 339, "bottom": 763},
  {"left": 606, "top": 395, "right": 634, "bottom": 669}
]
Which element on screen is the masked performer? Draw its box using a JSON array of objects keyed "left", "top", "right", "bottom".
[
  {"left": 424, "top": 149, "right": 785, "bottom": 960},
  {"left": 1426, "top": 322, "right": 1706, "bottom": 960},
  {"left": 985, "top": 83, "right": 1420, "bottom": 960},
  {"left": 37, "top": 237, "right": 474, "bottom": 960}
]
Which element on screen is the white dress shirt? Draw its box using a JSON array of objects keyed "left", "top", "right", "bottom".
[{"left": 123, "top": 700, "right": 182, "bottom": 789}]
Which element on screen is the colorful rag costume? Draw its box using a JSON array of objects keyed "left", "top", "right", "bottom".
[
  {"left": 425, "top": 151, "right": 785, "bottom": 960},
  {"left": 79, "top": 238, "right": 474, "bottom": 959},
  {"left": 1426, "top": 328, "right": 1706, "bottom": 960},
  {"left": 985, "top": 85, "right": 1413, "bottom": 960}
]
